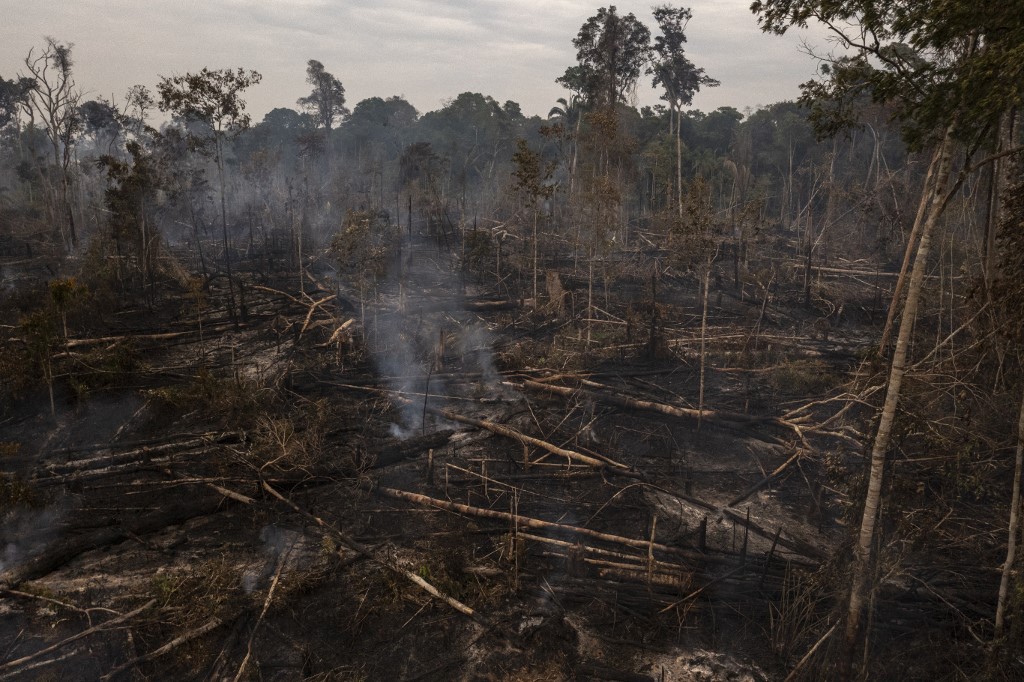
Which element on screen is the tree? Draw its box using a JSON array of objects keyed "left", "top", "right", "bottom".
[
  {"left": 98, "top": 140, "right": 165, "bottom": 305},
  {"left": 752, "top": 1, "right": 1024, "bottom": 676},
  {"left": 0, "top": 76, "right": 34, "bottom": 129},
  {"left": 512, "top": 138, "right": 557, "bottom": 308},
  {"left": 649, "top": 5, "right": 718, "bottom": 212},
  {"left": 78, "top": 98, "right": 122, "bottom": 155},
  {"left": 297, "top": 60, "right": 348, "bottom": 132},
  {"left": 20, "top": 37, "right": 82, "bottom": 250},
  {"left": 158, "top": 67, "right": 262, "bottom": 325},
  {"left": 548, "top": 95, "right": 585, "bottom": 198},
  {"left": 123, "top": 84, "right": 155, "bottom": 139},
  {"left": 557, "top": 6, "right": 651, "bottom": 109}
]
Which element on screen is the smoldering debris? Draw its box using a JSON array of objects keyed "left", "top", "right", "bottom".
[{"left": 0, "top": 506, "right": 63, "bottom": 576}]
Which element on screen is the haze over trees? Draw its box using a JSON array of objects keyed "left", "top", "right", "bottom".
[{"left": 1, "top": 4, "right": 1023, "bottom": 680}]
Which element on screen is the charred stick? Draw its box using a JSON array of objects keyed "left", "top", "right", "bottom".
[
  {"left": 729, "top": 448, "right": 806, "bottom": 507},
  {"left": 260, "top": 482, "right": 481, "bottom": 622},
  {"left": 0, "top": 599, "right": 156, "bottom": 675},
  {"left": 100, "top": 617, "right": 224, "bottom": 681},
  {"left": 377, "top": 487, "right": 699, "bottom": 561},
  {"left": 420, "top": 404, "right": 626, "bottom": 470}
]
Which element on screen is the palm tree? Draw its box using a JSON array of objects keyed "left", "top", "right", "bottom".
[{"left": 548, "top": 95, "right": 585, "bottom": 197}]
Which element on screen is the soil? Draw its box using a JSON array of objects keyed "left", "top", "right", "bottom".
[{"left": 1, "top": 235, "right": 870, "bottom": 681}]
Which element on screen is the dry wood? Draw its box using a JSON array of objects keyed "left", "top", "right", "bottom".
[
  {"left": 0, "top": 599, "right": 156, "bottom": 675},
  {"left": 319, "top": 318, "right": 355, "bottom": 348},
  {"left": 62, "top": 330, "right": 194, "bottom": 348},
  {"left": 783, "top": 622, "right": 837, "bottom": 682},
  {"left": 46, "top": 434, "right": 236, "bottom": 474},
  {"left": 516, "top": 532, "right": 689, "bottom": 573},
  {"left": 995, "top": 391, "right": 1024, "bottom": 636},
  {"left": 297, "top": 294, "right": 337, "bottom": 339},
  {"left": 0, "top": 497, "right": 236, "bottom": 589},
  {"left": 520, "top": 377, "right": 785, "bottom": 428},
  {"left": 727, "top": 450, "right": 805, "bottom": 508},
  {"left": 1, "top": 588, "right": 118, "bottom": 625},
  {"left": 260, "top": 482, "right": 480, "bottom": 621},
  {"left": 162, "top": 468, "right": 256, "bottom": 505},
  {"left": 377, "top": 486, "right": 703, "bottom": 561},
  {"left": 100, "top": 617, "right": 224, "bottom": 681},
  {"left": 232, "top": 546, "right": 291, "bottom": 682},
  {"left": 658, "top": 564, "right": 748, "bottom": 614},
  {"left": 424, "top": 404, "right": 625, "bottom": 470}
]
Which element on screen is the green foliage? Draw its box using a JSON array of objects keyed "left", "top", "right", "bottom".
[
  {"left": 767, "top": 359, "right": 837, "bottom": 396},
  {"left": 0, "top": 76, "right": 34, "bottom": 129},
  {"left": 149, "top": 555, "right": 243, "bottom": 629},
  {"left": 666, "top": 175, "right": 717, "bottom": 270},
  {"left": 157, "top": 67, "right": 262, "bottom": 136},
  {"left": 650, "top": 5, "right": 719, "bottom": 110},
  {"left": 751, "top": 0, "right": 1024, "bottom": 148},
  {"left": 20, "top": 310, "right": 57, "bottom": 368},
  {"left": 462, "top": 228, "right": 494, "bottom": 279},
  {"left": 512, "top": 138, "right": 556, "bottom": 203},
  {"left": 297, "top": 59, "right": 348, "bottom": 131},
  {"left": 559, "top": 5, "right": 651, "bottom": 108}
]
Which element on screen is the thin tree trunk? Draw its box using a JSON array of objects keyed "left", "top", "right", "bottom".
[
  {"left": 984, "top": 109, "right": 1015, "bottom": 298},
  {"left": 532, "top": 207, "right": 538, "bottom": 309},
  {"left": 803, "top": 204, "right": 813, "bottom": 307},
  {"left": 878, "top": 149, "right": 940, "bottom": 354},
  {"left": 217, "top": 135, "right": 238, "bottom": 326},
  {"left": 844, "top": 130, "right": 954, "bottom": 677},
  {"left": 698, "top": 264, "right": 711, "bottom": 431},
  {"left": 676, "top": 103, "right": 683, "bottom": 216},
  {"left": 995, "top": 390, "right": 1024, "bottom": 637},
  {"left": 586, "top": 247, "right": 594, "bottom": 349}
]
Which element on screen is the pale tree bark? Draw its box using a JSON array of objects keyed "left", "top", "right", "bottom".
[
  {"left": 697, "top": 263, "right": 710, "bottom": 431},
  {"left": 216, "top": 134, "right": 238, "bottom": 325},
  {"left": 995, "top": 389, "right": 1024, "bottom": 637},
  {"left": 983, "top": 109, "right": 1015, "bottom": 299},
  {"left": 878, "top": 149, "right": 940, "bottom": 354},
  {"left": 532, "top": 207, "right": 539, "bottom": 309},
  {"left": 676, "top": 104, "right": 683, "bottom": 217},
  {"left": 844, "top": 130, "right": 955, "bottom": 674}
]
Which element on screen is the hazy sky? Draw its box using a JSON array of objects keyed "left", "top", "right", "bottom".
[{"left": 1, "top": 0, "right": 831, "bottom": 121}]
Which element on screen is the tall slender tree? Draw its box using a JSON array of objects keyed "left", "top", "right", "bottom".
[
  {"left": 20, "top": 37, "right": 82, "bottom": 250},
  {"left": 649, "top": 5, "right": 718, "bottom": 212},
  {"left": 158, "top": 67, "right": 262, "bottom": 325}
]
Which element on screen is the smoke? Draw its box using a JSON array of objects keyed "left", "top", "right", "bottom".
[
  {"left": 0, "top": 506, "right": 64, "bottom": 576},
  {"left": 242, "top": 524, "right": 300, "bottom": 594},
  {"left": 373, "top": 306, "right": 448, "bottom": 439},
  {"left": 350, "top": 227, "right": 513, "bottom": 438},
  {"left": 458, "top": 324, "right": 499, "bottom": 385}
]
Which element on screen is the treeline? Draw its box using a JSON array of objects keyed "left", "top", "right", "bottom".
[{"left": 1, "top": 29, "right": 914, "bottom": 298}]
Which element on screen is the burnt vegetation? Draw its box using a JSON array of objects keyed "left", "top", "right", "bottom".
[{"left": 2, "top": 4, "right": 1024, "bottom": 681}]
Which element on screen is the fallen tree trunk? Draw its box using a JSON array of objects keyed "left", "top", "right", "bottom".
[
  {"left": 377, "top": 486, "right": 702, "bottom": 562},
  {"left": 0, "top": 599, "right": 156, "bottom": 675},
  {"left": 423, "top": 403, "right": 625, "bottom": 470},
  {"left": 260, "top": 482, "right": 481, "bottom": 623},
  {"left": 0, "top": 497, "right": 234, "bottom": 589},
  {"left": 100, "top": 616, "right": 225, "bottom": 681}
]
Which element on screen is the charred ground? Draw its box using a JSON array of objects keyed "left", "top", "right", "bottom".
[{"left": 1, "top": 223, "right": 1013, "bottom": 681}]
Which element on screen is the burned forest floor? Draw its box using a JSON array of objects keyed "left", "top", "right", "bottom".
[{"left": 0, "top": 232, "right": 1012, "bottom": 681}]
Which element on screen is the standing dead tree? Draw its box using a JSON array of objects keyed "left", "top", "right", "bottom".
[{"left": 20, "top": 37, "right": 82, "bottom": 250}]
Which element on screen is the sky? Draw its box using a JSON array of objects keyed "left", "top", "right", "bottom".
[{"left": 1, "top": 0, "right": 833, "bottom": 122}]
